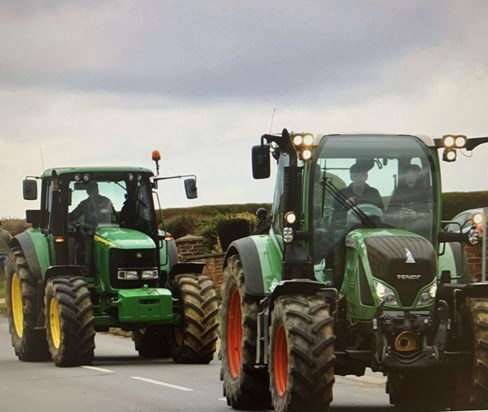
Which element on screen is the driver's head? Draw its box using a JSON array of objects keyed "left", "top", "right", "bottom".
[
  {"left": 405, "top": 164, "right": 421, "bottom": 188},
  {"left": 86, "top": 182, "right": 99, "bottom": 196},
  {"left": 350, "top": 163, "right": 368, "bottom": 185}
]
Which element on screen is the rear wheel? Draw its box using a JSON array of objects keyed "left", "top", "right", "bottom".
[
  {"left": 133, "top": 326, "right": 172, "bottom": 358},
  {"left": 5, "top": 248, "right": 50, "bottom": 361},
  {"left": 171, "top": 274, "right": 219, "bottom": 364},
  {"left": 220, "top": 254, "right": 271, "bottom": 410},
  {"left": 45, "top": 276, "right": 95, "bottom": 367},
  {"left": 269, "top": 294, "right": 335, "bottom": 412}
]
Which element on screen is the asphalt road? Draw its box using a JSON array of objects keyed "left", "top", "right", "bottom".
[{"left": 0, "top": 316, "right": 397, "bottom": 412}]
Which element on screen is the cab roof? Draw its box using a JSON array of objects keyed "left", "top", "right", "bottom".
[{"left": 41, "top": 166, "right": 154, "bottom": 178}]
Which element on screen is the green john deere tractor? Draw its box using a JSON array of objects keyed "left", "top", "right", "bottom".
[
  {"left": 220, "top": 130, "right": 488, "bottom": 411},
  {"left": 6, "top": 152, "right": 218, "bottom": 367}
]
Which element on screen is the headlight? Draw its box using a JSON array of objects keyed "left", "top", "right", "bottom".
[
  {"left": 417, "top": 283, "right": 437, "bottom": 306},
  {"left": 428, "top": 283, "right": 437, "bottom": 298},
  {"left": 118, "top": 270, "right": 138, "bottom": 280},
  {"left": 292, "top": 135, "right": 303, "bottom": 146},
  {"left": 285, "top": 211, "right": 297, "bottom": 225},
  {"left": 473, "top": 213, "right": 483, "bottom": 225},
  {"left": 301, "top": 149, "right": 312, "bottom": 161},
  {"left": 141, "top": 269, "right": 159, "bottom": 280},
  {"left": 302, "top": 134, "right": 314, "bottom": 146},
  {"left": 283, "top": 227, "right": 294, "bottom": 243},
  {"left": 374, "top": 281, "right": 398, "bottom": 306}
]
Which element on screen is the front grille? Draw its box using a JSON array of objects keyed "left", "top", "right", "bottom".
[{"left": 109, "top": 248, "right": 159, "bottom": 289}]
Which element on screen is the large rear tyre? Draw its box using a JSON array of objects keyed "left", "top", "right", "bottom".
[
  {"left": 269, "top": 294, "right": 335, "bottom": 412},
  {"left": 220, "top": 254, "right": 271, "bottom": 410},
  {"left": 171, "top": 274, "right": 219, "bottom": 364},
  {"left": 133, "top": 326, "right": 172, "bottom": 358},
  {"left": 467, "top": 297, "right": 488, "bottom": 407},
  {"left": 45, "top": 276, "right": 95, "bottom": 367},
  {"left": 5, "top": 248, "right": 50, "bottom": 361}
]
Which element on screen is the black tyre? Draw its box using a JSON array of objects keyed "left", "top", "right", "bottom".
[
  {"left": 171, "top": 274, "right": 219, "bottom": 364},
  {"left": 5, "top": 247, "right": 50, "bottom": 361},
  {"left": 467, "top": 297, "right": 488, "bottom": 407},
  {"left": 45, "top": 276, "right": 95, "bottom": 367},
  {"left": 133, "top": 326, "right": 172, "bottom": 358},
  {"left": 220, "top": 255, "right": 271, "bottom": 410},
  {"left": 269, "top": 294, "right": 335, "bottom": 412}
]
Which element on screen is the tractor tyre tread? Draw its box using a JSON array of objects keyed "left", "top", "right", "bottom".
[
  {"left": 172, "top": 274, "right": 219, "bottom": 364},
  {"left": 469, "top": 297, "right": 488, "bottom": 407},
  {"left": 5, "top": 247, "right": 50, "bottom": 361},
  {"left": 45, "top": 276, "right": 95, "bottom": 367},
  {"left": 270, "top": 294, "right": 335, "bottom": 412},
  {"left": 220, "top": 255, "right": 271, "bottom": 410}
]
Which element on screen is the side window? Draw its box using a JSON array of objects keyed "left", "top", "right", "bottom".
[
  {"left": 271, "top": 154, "right": 290, "bottom": 235},
  {"left": 42, "top": 180, "right": 54, "bottom": 230}
]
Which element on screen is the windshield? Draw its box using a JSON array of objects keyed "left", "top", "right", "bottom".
[
  {"left": 68, "top": 176, "right": 155, "bottom": 234},
  {"left": 311, "top": 135, "right": 437, "bottom": 264}
]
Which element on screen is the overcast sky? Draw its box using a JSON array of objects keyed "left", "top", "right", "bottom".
[{"left": 1, "top": 1, "right": 488, "bottom": 219}]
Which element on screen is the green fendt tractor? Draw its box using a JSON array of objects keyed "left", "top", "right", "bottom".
[
  {"left": 220, "top": 130, "right": 488, "bottom": 411},
  {"left": 6, "top": 152, "right": 218, "bottom": 367}
]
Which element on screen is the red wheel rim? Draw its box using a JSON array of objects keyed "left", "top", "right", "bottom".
[
  {"left": 227, "top": 288, "right": 242, "bottom": 378},
  {"left": 273, "top": 323, "right": 288, "bottom": 396}
]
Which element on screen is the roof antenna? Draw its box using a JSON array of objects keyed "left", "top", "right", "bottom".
[
  {"left": 40, "top": 148, "right": 45, "bottom": 170},
  {"left": 269, "top": 108, "right": 276, "bottom": 134}
]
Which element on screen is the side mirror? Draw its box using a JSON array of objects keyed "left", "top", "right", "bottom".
[
  {"left": 252, "top": 144, "right": 270, "bottom": 179},
  {"left": 23, "top": 179, "right": 38, "bottom": 200},
  {"left": 184, "top": 178, "right": 198, "bottom": 199}
]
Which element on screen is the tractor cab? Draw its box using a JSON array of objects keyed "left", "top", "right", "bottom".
[{"left": 311, "top": 134, "right": 439, "bottom": 278}]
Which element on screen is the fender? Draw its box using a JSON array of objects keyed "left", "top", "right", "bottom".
[
  {"left": 169, "top": 262, "right": 205, "bottom": 279},
  {"left": 225, "top": 237, "right": 264, "bottom": 296},
  {"left": 11, "top": 229, "right": 50, "bottom": 279},
  {"left": 269, "top": 279, "right": 333, "bottom": 313},
  {"left": 44, "top": 265, "right": 84, "bottom": 283}
]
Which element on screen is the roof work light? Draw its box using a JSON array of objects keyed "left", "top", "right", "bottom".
[
  {"left": 440, "top": 134, "right": 467, "bottom": 162},
  {"left": 291, "top": 133, "right": 315, "bottom": 161}
]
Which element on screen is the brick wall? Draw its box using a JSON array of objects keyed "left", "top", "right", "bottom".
[
  {"left": 465, "top": 243, "right": 482, "bottom": 281},
  {"left": 175, "top": 234, "right": 225, "bottom": 288}
]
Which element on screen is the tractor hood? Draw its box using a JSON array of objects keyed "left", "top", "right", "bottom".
[
  {"left": 94, "top": 226, "right": 156, "bottom": 249},
  {"left": 348, "top": 229, "right": 437, "bottom": 307}
]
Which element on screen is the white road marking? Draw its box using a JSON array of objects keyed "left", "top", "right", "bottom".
[
  {"left": 217, "top": 397, "right": 226, "bottom": 402},
  {"left": 131, "top": 376, "right": 194, "bottom": 392},
  {"left": 81, "top": 366, "right": 115, "bottom": 373}
]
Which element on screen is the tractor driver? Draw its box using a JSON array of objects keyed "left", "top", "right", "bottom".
[
  {"left": 69, "top": 181, "right": 115, "bottom": 231},
  {"left": 334, "top": 163, "right": 384, "bottom": 214},
  {"left": 69, "top": 182, "right": 114, "bottom": 268}
]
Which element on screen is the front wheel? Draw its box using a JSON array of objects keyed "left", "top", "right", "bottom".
[
  {"left": 220, "top": 254, "right": 271, "bottom": 410},
  {"left": 467, "top": 297, "right": 488, "bottom": 407},
  {"left": 269, "top": 294, "right": 335, "bottom": 412},
  {"left": 45, "top": 276, "right": 95, "bottom": 367},
  {"left": 171, "top": 274, "right": 219, "bottom": 364}
]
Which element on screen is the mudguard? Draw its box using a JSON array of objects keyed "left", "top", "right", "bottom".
[
  {"left": 225, "top": 237, "right": 264, "bottom": 296},
  {"left": 44, "top": 265, "right": 84, "bottom": 282},
  {"left": 11, "top": 230, "right": 50, "bottom": 279}
]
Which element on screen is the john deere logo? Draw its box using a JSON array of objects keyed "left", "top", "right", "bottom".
[
  {"left": 136, "top": 252, "right": 143, "bottom": 259},
  {"left": 405, "top": 248, "right": 416, "bottom": 264}
]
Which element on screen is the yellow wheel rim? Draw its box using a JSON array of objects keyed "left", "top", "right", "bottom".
[
  {"left": 49, "top": 297, "right": 61, "bottom": 349},
  {"left": 11, "top": 272, "right": 24, "bottom": 338}
]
